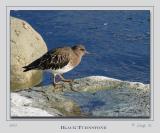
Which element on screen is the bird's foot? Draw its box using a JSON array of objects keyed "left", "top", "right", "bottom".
[
  {"left": 52, "top": 82, "right": 63, "bottom": 87},
  {"left": 52, "top": 82, "right": 64, "bottom": 92},
  {"left": 58, "top": 74, "right": 74, "bottom": 83}
]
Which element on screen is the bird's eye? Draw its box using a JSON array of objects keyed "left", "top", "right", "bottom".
[{"left": 80, "top": 48, "right": 85, "bottom": 51}]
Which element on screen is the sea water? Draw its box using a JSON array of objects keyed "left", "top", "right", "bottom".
[{"left": 11, "top": 10, "right": 150, "bottom": 84}]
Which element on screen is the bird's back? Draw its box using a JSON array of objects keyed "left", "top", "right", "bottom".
[{"left": 23, "top": 47, "right": 72, "bottom": 72}]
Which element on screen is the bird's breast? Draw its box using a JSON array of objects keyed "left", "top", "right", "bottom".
[{"left": 52, "top": 63, "right": 74, "bottom": 74}]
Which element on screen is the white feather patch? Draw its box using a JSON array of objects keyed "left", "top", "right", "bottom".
[{"left": 52, "top": 63, "right": 73, "bottom": 74}]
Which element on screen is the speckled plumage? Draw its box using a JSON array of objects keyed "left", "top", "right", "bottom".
[{"left": 23, "top": 44, "right": 88, "bottom": 84}]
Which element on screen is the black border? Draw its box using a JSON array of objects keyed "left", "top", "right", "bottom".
[{"left": 6, "top": 6, "right": 154, "bottom": 121}]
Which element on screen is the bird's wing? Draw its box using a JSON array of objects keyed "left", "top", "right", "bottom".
[
  {"left": 23, "top": 47, "right": 71, "bottom": 71},
  {"left": 38, "top": 48, "right": 70, "bottom": 70}
]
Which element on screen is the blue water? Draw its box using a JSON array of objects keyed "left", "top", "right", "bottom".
[{"left": 11, "top": 10, "right": 150, "bottom": 84}]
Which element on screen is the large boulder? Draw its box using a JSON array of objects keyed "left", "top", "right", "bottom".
[{"left": 11, "top": 17, "right": 48, "bottom": 91}]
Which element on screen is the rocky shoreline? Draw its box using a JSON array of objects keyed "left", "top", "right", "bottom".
[
  {"left": 11, "top": 76, "right": 150, "bottom": 118},
  {"left": 10, "top": 17, "right": 150, "bottom": 118}
]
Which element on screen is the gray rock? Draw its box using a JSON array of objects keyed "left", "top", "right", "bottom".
[
  {"left": 11, "top": 93, "right": 57, "bottom": 117},
  {"left": 11, "top": 76, "right": 150, "bottom": 118},
  {"left": 10, "top": 17, "right": 48, "bottom": 91}
]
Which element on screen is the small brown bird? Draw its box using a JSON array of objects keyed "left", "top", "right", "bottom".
[{"left": 23, "top": 44, "right": 89, "bottom": 85}]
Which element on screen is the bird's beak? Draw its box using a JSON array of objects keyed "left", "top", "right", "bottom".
[
  {"left": 85, "top": 51, "right": 98, "bottom": 56},
  {"left": 85, "top": 50, "right": 90, "bottom": 54}
]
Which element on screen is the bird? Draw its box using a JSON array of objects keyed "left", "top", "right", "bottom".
[{"left": 23, "top": 44, "right": 89, "bottom": 86}]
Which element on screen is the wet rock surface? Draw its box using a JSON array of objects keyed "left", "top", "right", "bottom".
[{"left": 11, "top": 76, "right": 150, "bottom": 118}]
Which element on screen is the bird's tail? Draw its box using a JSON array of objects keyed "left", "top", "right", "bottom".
[
  {"left": 22, "top": 65, "right": 37, "bottom": 72},
  {"left": 22, "top": 58, "right": 42, "bottom": 72}
]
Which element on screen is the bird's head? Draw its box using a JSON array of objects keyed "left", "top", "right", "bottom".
[{"left": 72, "top": 44, "right": 89, "bottom": 56}]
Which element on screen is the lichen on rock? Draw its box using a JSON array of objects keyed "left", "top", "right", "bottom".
[{"left": 10, "top": 17, "right": 48, "bottom": 91}]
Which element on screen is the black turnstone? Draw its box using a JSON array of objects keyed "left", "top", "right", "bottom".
[{"left": 23, "top": 44, "right": 89, "bottom": 85}]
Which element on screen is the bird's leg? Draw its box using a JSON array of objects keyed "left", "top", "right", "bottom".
[
  {"left": 52, "top": 74, "right": 61, "bottom": 86},
  {"left": 52, "top": 74, "right": 64, "bottom": 92},
  {"left": 58, "top": 74, "right": 73, "bottom": 83}
]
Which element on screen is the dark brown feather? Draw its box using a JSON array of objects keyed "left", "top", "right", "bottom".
[{"left": 23, "top": 47, "right": 71, "bottom": 72}]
